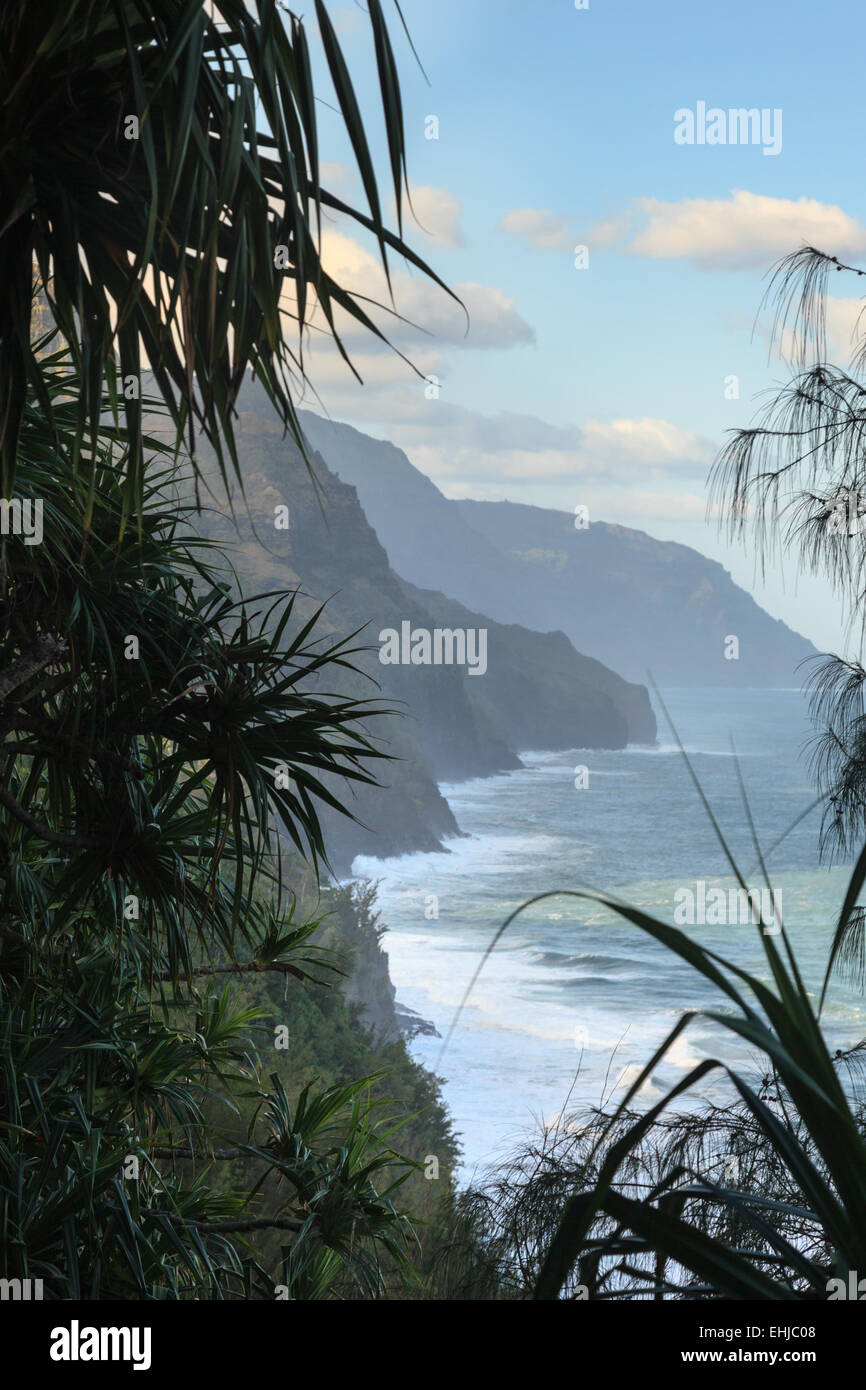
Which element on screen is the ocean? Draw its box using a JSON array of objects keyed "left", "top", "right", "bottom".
[{"left": 351, "top": 688, "right": 866, "bottom": 1184}]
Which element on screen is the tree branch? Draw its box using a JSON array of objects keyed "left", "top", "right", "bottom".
[
  {"left": 0, "top": 635, "right": 66, "bottom": 702},
  {"left": 159, "top": 960, "right": 301, "bottom": 982},
  {"left": 0, "top": 733, "right": 144, "bottom": 780},
  {"left": 0, "top": 785, "right": 102, "bottom": 848},
  {"left": 148, "top": 1212, "right": 302, "bottom": 1234},
  {"left": 150, "top": 1146, "right": 246, "bottom": 1161}
]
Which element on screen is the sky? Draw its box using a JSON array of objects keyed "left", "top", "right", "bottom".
[{"left": 287, "top": 0, "right": 866, "bottom": 656}]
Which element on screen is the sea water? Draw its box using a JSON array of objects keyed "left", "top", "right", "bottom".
[{"left": 352, "top": 688, "right": 866, "bottom": 1183}]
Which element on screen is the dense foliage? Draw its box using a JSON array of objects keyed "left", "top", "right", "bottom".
[
  {"left": 0, "top": 361, "right": 446, "bottom": 1297},
  {"left": 0, "top": 0, "right": 465, "bottom": 1301},
  {"left": 0, "top": 0, "right": 452, "bottom": 511}
]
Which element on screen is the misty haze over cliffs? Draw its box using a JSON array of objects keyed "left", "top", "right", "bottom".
[
  {"left": 189, "top": 385, "right": 657, "bottom": 869},
  {"left": 184, "top": 382, "right": 821, "bottom": 870},
  {"left": 299, "top": 411, "right": 816, "bottom": 688}
]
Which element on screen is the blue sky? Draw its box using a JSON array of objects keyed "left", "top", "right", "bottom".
[{"left": 292, "top": 0, "right": 866, "bottom": 655}]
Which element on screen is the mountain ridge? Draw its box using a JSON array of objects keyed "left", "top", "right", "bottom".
[
  {"left": 298, "top": 410, "right": 817, "bottom": 687},
  {"left": 185, "top": 385, "right": 656, "bottom": 872}
]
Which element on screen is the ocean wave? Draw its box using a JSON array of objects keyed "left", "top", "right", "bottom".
[
  {"left": 528, "top": 950, "right": 641, "bottom": 975},
  {"left": 627, "top": 743, "right": 747, "bottom": 758},
  {"left": 352, "top": 829, "right": 569, "bottom": 877}
]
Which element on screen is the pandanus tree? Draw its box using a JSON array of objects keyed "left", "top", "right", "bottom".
[
  {"left": 1, "top": 364, "right": 415, "bottom": 1297},
  {"left": 0, "top": 0, "right": 452, "bottom": 511},
  {"left": 0, "top": 1, "right": 450, "bottom": 1298}
]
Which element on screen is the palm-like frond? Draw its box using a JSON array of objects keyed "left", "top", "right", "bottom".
[
  {"left": 437, "top": 724, "right": 866, "bottom": 1301},
  {"left": 1, "top": 3, "right": 446, "bottom": 1300},
  {"left": 0, "top": 359, "right": 413, "bottom": 1297},
  {"left": 0, "top": 0, "right": 457, "bottom": 517}
]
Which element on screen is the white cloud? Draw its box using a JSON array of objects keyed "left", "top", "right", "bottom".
[
  {"left": 579, "top": 418, "right": 714, "bottom": 473},
  {"left": 499, "top": 192, "right": 866, "bottom": 271},
  {"left": 299, "top": 375, "right": 718, "bottom": 530},
  {"left": 400, "top": 184, "right": 464, "bottom": 248},
  {"left": 320, "top": 162, "right": 355, "bottom": 193},
  {"left": 305, "top": 395, "right": 713, "bottom": 488},
  {"left": 293, "top": 228, "right": 533, "bottom": 354},
  {"left": 332, "top": 7, "right": 363, "bottom": 37},
  {"left": 450, "top": 283, "right": 534, "bottom": 348},
  {"left": 285, "top": 226, "right": 714, "bottom": 527},
  {"left": 825, "top": 296, "right": 866, "bottom": 360},
  {"left": 608, "top": 190, "right": 866, "bottom": 270},
  {"left": 499, "top": 207, "right": 574, "bottom": 252},
  {"left": 298, "top": 343, "right": 442, "bottom": 397},
  {"left": 308, "top": 7, "right": 363, "bottom": 41},
  {"left": 749, "top": 293, "right": 866, "bottom": 364}
]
